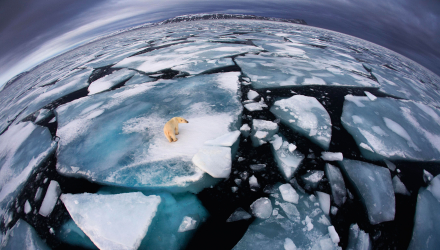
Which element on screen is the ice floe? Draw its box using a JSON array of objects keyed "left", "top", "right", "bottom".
[
  {"left": 342, "top": 96, "right": 440, "bottom": 161},
  {"left": 55, "top": 72, "right": 242, "bottom": 192},
  {"left": 325, "top": 163, "right": 347, "bottom": 207},
  {"left": 39, "top": 180, "right": 61, "bottom": 217},
  {"left": 270, "top": 134, "right": 304, "bottom": 180},
  {"left": 339, "top": 160, "right": 395, "bottom": 224},
  {"left": 271, "top": 95, "right": 332, "bottom": 150},
  {"left": 346, "top": 224, "right": 371, "bottom": 250},
  {"left": 61, "top": 192, "right": 161, "bottom": 250},
  {"left": 408, "top": 175, "right": 440, "bottom": 250},
  {"left": 250, "top": 119, "right": 279, "bottom": 147},
  {"left": 88, "top": 69, "right": 136, "bottom": 95},
  {"left": 227, "top": 207, "right": 252, "bottom": 222}
]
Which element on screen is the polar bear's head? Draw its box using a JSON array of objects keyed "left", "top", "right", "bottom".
[{"left": 175, "top": 117, "right": 189, "bottom": 123}]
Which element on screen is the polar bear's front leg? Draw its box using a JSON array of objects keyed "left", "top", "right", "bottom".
[
  {"left": 171, "top": 133, "right": 178, "bottom": 142},
  {"left": 175, "top": 124, "right": 179, "bottom": 135}
]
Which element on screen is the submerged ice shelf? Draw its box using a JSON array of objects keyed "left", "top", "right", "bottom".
[{"left": 1, "top": 17, "right": 440, "bottom": 250}]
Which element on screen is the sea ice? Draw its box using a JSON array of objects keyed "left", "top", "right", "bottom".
[
  {"left": 114, "top": 41, "right": 262, "bottom": 73},
  {"left": 339, "top": 159, "right": 395, "bottom": 225},
  {"left": 55, "top": 72, "right": 242, "bottom": 192},
  {"left": 1, "top": 219, "right": 50, "bottom": 250},
  {"left": 423, "top": 169, "right": 433, "bottom": 184},
  {"left": 192, "top": 146, "right": 232, "bottom": 178},
  {"left": 24, "top": 200, "right": 31, "bottom": 214},
  {"left": 279, "top": 184, "right": 299, "bottom": 204},
  {"left": 250, "top": 197, "right": 272, "bottom": 219},
  {"left": 61, "top": 192, "right": 161, "bottom": 250},
  {"left": 270, "top": 134, "right": 304, "bottom": 180},
  {"left": 172, "top": 58, "right": 235, "bottom": 75},
  {"left": 34, "top": 109, "right": 53, "bottom": 124},
  {"left": 321, "top": 152, "right": 343, "bottom": 161},
  {"left": 301, "top": 170, "right": 324, "bottom": 189},
  {"left": 250, "top": 119, "right": 279, "bottom": 147},
  {"left": 324, "top": 163, "right": 347, "bottom": 207},
  {"left": 249, "top": 175, "right": 260, "bottom": 190},
  {"left": 88, "top": 69, "right": 136, "bottom": 95},
  {"left": 235, "top": 53, "right": 378, "bottom": 89},
  {"left": 0, "top": 122, "right": 56, "bottom": 223},
  {"left": 271, "top": 95, "right": 332, "bottom": 150},
  {"left": 39, "top": 180, "right": 61, "bottom": 217},
  {"left": 234, "top": 183, "right": 339, "bottom": 250},
  {"left": 316, "top": 192, "right": 330, "bottom": 215},
  {"left": 341, "top": 96, "right": 440, "bottom": 161},
  {"left": 240, "top": 124, "right": 251, "bottom": 137},
  {"left": 392, "top": 176, "right": 410, "bottom": 196},
  {"left": 346, "top": 224, "right": 371, "bottom": 250},
  {"left": 178, "top": 216, "right": 198, "bottom": 232},
  {"left": 407, "top": 177, "right": 440, "bottom": 250},
  {"left": 227, "top": 207, "right": 252, "bottom": 222},
  {"left": 328, "top": 226, "right": 340, "bottom": 244},
  {"left": 247, "top": 90, "right": 260, "bottom": 100}
]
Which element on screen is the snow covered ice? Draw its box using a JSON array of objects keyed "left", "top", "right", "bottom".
[
  {"left": 88, "top": 69, "right": 136, "bottom": 95},
  {"left": 250, "top": 119, "right": 279, "bottom": 147},
  {"left": 270, "top": 95, "right": 332, "bottom": 150},
  {"left": 341, "top": 95, "right": 440, "bottom": 161},
  {"left": 55, "top": 72, "right": 242, "bottom": 192},
  {"left": 61, "top": 192, "right": 161, "bottom": 250},
  {"left": 324, "top": 163, "right": 347, "bottom": 207}
]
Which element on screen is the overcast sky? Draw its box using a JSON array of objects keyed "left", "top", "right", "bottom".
[{"left": 0, "top": 0, "right": 439, "bottom": 88}]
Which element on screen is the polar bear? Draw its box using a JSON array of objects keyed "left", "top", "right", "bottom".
[{"left": 163, "top": 117, "right": 189, "bottom": 142}]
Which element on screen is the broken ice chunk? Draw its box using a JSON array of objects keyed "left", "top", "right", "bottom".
[
  {"left": 192, "top": 146, "right": 232, "bottom": 178},
  {"left": 270, "top": 95, "right": 332, "bottom": 150},
  {"left": 427, "top": 174, "right": 440, "bottom": 202},
  {"left": 172, "top": 58, "right": 235, "bottom": 75},
  {"left": 88, "top": 69, "right": 136, "bottom": 95},
  {"left": 301, "top": 170, "right": 324, "bottom": 189},
  {"left": 328, "top": 226, "right": 340, "bottom": 244},
  {"left": 250, "top": 197, "right": 272, "bottom": 219},
  {"left": 24, "top": 200, "right": 31, "bottom": 214},
  {"left": 270, "top": 134, "right": 304, "bottom": 180},
  {"left": 250, "top": 164, "right": 266, "bottom": 171},
  {"left": 325, "top": 163, "right": 347, "bottom": 207},
  {"left": 364, "top": 91, "right": 377, "bottom": 101},
  {"left": 178, "top": 216, "right": 198, "bottom": 232},
  {"left": 340, "top": 159, "right": 395, "bottom": 225},
  {"left": 384, "top": 160, "right": 396, "bottom": 171},
  {"left": 249, "top": 175, "right": 260, "bottom": 190},
  {"left": 250, "top": 119, "right": 279, "bottom": 147},
  {"left": 61, "top": 192, "right": 161, "bottom": 250},
  {"left": 346, "top": 224, "right": 371, "bottom": 250},
  {"left": 341, "top": 96, "right": 440, "bottom": 161},
  {"left": 35, "top": 109, "right": 53, "bottom": 124},
  {"left": 227, "top": 207, "right": 252, "bottom": 222},
  {"left": 39, "top": 180, "right": 61, "bottom": 217},
  {"left": 279, "top": 184, "right": 299, "bottom": 204},
  {"left": 392, "top": 176, "right": 410, "bottom": 196},
  {"left": 247, "top": 90, "right": 260, "bottom": 100},
  {"left": 423, "top": 169, "right": 434, "bottom": 184},
  {"left": 240, "top": 124, "right": 251, "bottom": 137},
  {"left": 321, "top": 152, "right": 343, "bottom": 161},
  {"left": 407, "top": 179, "right": 440, "bottom": 250},
  {"left": 244, "top": 101, "right": 268, "bottom": 111},
  {"left": 316, "top": 191, "right": 330, "bottom": 215},
  {"left": 2, "top": 219, "right": 51, "bottom": 250},
  {"left": 284, "top": 238, "right": 297, "bottom": 250}
]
